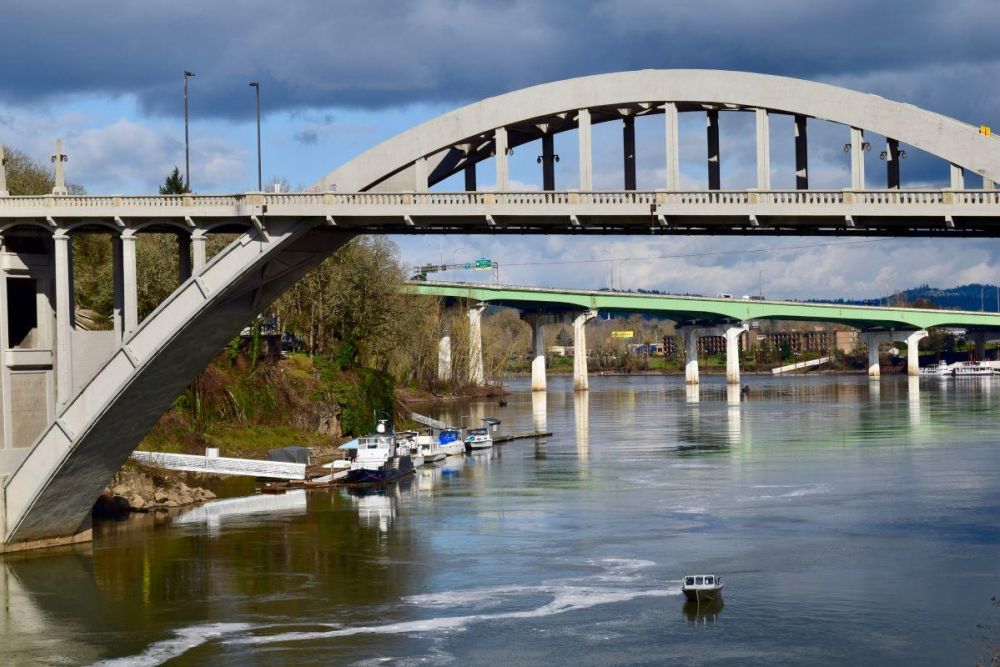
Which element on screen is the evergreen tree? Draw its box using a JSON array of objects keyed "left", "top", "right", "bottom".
[{"left": 159, "top": 167, "right": 189, "bottom": 194}]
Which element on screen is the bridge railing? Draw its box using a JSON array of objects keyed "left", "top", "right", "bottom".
[{"left": 2, "top": 190, "right": 1000, "bottom": 217}]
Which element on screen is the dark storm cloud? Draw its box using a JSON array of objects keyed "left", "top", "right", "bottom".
[{"left": 2, "top": 0, "right": 1000, "bottom": 123}]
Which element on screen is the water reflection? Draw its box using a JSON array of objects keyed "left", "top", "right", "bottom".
[
  {"left": 345, "top": 486, "right": 398, "bottom": 532},
  {"left": 532, "top": 391, "right": 547, "bottom": 432},
  {"left": 574, "top": 391, "right": 590, "bottom": 462},
  {"left": 908, "top": 376, "right": 921, "bottom": 426},
  {"left": 683, "top": 598, "right": 724, "bottom": 623},
  {"left": 175, "top": 489, "right": 308, "bottom": 536},
  {"left": 686, "top": 384, "right": 699, "bottom": 403}
]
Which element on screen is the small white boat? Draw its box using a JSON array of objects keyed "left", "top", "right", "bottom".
[
  {"left": 682, "top": 574, "right": 724, "bottom": 603},
  {"left": 393, "top": 431, "right": 424, "bottom": 467},
  {"left": 437, "top": 428, "right": 465, "bottom": 456},
  {"left": 464, "top": 427, "right": 493, "bottom": 451},
  {"left": 918, "top": 361, "right": 951, "bottom": 377},
  {"left": 415, "top": 432, "right": 447, "bottom": 463}
]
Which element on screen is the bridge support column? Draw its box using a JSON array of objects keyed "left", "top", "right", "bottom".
[
  {"left": 528, "top": 314, "right": 547, "bottom": 392},
  {"left": 904, "top": 330, "right": 928, "bottom": 376},
  {"left": 886, "top": 138, "right": 901, "bottom": 189},
  {"left": 861, "top": 332, "right": 885, "bottom": 378},
  {"left": 707, "top": 109, "right": 721, "bottom": 190},
  {"left": 177, "top": 233, "right": 192, "bottom": 282},
  {"left": 972, "top": 330, "right": 986, "bottom": 361},
  {"left": 437, "top": 323, "right": 452, "bottom": 384},
  {"left": 191, "top": 230, "right": 207, "bottom": 274},
  {"left": 578, "top": 109, "right": 592, "bottom": 191},
  {"left": 120, "top": 230, "right": 138, "bottom": 335},
  {"left": 725, "top": 323, "right": 749, "bottom": 385},
  {"left": 53, "top": 230, "right": 73, "bottom": 406},
  {"left": 794, "top": 114, "right": 808, "bottom": 190},
  {"left": 467, "top": 303, "right": 486, "bottom": 386},
  {"left": 755, "top": 109, "right": 770, "bottom": 190},
  {"left": 950, "top": 163, "right": 965, "bottom": 190},
  {"left": 0, "top": 145, "right": 8, "bottom": 197},
  {"left": 494, "top": 127, "right": 509, "bottom": 192},
  {"left": 681, "top": 327, "right": 700, "bottom": 385},
  {"left": 573, "top": 309, "right": 598, "bottom": 391},
  {"left": 850, "top": 127, "right": 865, "bottom": 190},
  {"left": 623, "top": 115, "right": 636, "bottom": 191},
  {"left": 664, "top": 102, "right": 680, "bottom": 190}
]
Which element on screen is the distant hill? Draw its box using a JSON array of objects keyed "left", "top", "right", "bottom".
[{"left": 814, "top": 284, "right": 1000, "bottom": 312}]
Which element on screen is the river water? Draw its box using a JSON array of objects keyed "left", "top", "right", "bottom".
[{"left": 2, "top": 375, "right": 999, "bottom": 665}]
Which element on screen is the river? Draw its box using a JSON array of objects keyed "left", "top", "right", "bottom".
[{"left": 1, "top": 375, "right": 999, "bottom": 665}]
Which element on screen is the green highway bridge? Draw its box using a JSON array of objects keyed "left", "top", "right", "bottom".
[{"left": 405, "top": 280, "right": 1000, "bottom": 389}]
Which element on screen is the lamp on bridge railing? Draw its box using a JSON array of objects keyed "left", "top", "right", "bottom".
[
  {"left": 843, "top": 142, "right": 873, "bottom": 152},
  {"left": 879, "top": 149, "right": 907, "bottom": 160},
  {"left": 536, "top": 154, "right": 560, "bottom": 163}
]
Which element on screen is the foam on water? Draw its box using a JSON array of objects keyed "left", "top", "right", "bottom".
[
  {"left": 88, "top": 623, "right": 252, "bottom": 667},
  {"left": 92, "top": 560, "right": 676, "bottom": 663}
]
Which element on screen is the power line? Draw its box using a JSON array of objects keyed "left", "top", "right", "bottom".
[{"left": 500, "top": 237, "right": 897, "bottom": 268}]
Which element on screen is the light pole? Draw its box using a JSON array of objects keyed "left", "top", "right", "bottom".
[
  {"left": 249, "top": 82, "right": 262, "bottom": 191},
  {"left": 184, "top": 70, "right": 195, "bottom": 190}
]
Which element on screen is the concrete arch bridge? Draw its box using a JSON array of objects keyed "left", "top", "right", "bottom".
[
  {"left": 407, "top": 281, "right": 1000, "bottom": 390},
  {"left": 2, "top": 69, "right": 1000, "bottom": 551}
]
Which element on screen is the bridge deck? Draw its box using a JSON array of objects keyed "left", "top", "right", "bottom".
[{"left": 2, "top": 190, "right": 1000, "bottom": 236}]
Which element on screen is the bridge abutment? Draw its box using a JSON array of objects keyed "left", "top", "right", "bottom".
[{"left": 725, "top": 323, "right": 749, "bottom": 385}]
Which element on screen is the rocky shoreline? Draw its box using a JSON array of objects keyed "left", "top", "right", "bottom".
[{"left": 93, "top": 468, "right": 217, "bottom": 518}]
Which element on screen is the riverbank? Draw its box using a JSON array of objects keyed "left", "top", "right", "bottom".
[{"left": 94, "top": 466, "right": 218, "bottom": 516}]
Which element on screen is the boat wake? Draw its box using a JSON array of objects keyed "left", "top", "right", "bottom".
[{"left": 88, "top": 559, "right": 677, "bottom": 665}]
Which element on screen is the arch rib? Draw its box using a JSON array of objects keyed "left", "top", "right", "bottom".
[{"left": 313, "top": 70, "right": 1000, "bottom": 193}]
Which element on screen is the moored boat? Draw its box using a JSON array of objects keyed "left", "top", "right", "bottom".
[
  {"left": 437, "top": 428, "right": 465, "bottom": 456},
  {"left": 464, "top": 427, "right": 493, "bottom": 451},
  {"left": 415, "top": 431, "right": 447, "bottom": 463},
  {"left": 952, "top": 361, "right": 996, "bottom": 376},
  {"left": 344, "top": 421, "right": 416, "bottom": 486},
  {"left": 681, "top": 574, "right": 724, "bottom": 603},
  {"left": 918, "top": 361, "right": 951, "bottom": 377}
]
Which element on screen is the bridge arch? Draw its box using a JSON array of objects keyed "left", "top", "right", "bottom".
[{"left": 314, "top": 69, "right": 1000, "bottom": 194}]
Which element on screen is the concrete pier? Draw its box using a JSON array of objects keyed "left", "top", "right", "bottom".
[
  {"left": 725, "top": 323, "right": 749, "bottom": 385},
  {"left": 679, "top": 323, "right": 747, "bottom": 385},
  {"left": 905, "top": 330, "right": 928, "bottom": 376},
  {"left": 572, "top": 309, "right": 598, "bottom": 391},
  {"left": 467, "top": 304, "right": 486, "bottom": 386},
  {"left": 437, "top": 323, "right": 452, "bottom": 383}
]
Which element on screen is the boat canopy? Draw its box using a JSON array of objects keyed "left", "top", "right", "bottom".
[{"left": 338, "top": 439, "right": 360, "bottom": 450}]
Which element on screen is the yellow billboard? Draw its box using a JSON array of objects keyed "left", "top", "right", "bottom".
[{"left": 611, "top": 330, "right": 634, "bottom": 339}]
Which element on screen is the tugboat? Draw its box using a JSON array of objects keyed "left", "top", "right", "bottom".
[
  {"left": 344, "top": 420, "right": 416, "bottom": 486},
  {"left": 681, "top": 574, "right": 724, "bottom": 603}
]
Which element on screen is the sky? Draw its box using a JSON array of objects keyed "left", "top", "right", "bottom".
[{"left": 2, "top": 0, "right": 1000, "bottom": 300}]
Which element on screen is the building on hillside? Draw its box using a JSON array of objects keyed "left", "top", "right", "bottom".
[{"left": 661, "top": 327, "right": 859, "bottom": 357}]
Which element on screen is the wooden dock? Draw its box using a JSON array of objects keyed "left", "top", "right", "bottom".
[{"left": 494, "top": 431, "right": 552, "bottom": 443}]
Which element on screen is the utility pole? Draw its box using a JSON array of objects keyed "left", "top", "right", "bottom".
[{"left": 184, "top": 71, "right": 196, "bottom": 190}]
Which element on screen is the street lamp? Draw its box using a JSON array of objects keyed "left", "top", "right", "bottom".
[
  {"left": 249, "top": 82, "right": 262, "bottom": 191},
  {"left": 184, "top": 70, "right": 196, "bottom": 190}
]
